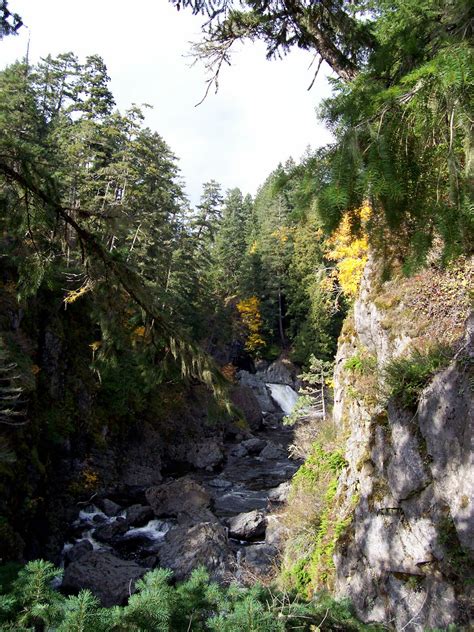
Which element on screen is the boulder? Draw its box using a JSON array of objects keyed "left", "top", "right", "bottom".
[
  {"left": 236, "top": 372, "right": 276, "bottom": 414},
  {"left": 230, "top": 385, "right": 263, "bottom": 428},
  {"left": 62, "top": 551, "right": 147, "bottom": 606},
  {"left": 228, "top": 510, "right": 266, "bottom": 540},
  {"left": 125, "top": 504, "right": 154, "bottom": 527},
  {"left": 187, "top": 441, "right": 224, "bottom": 469},
  {"left": 93, "top": 518, "right": 128, "bottom": 543},
  {"left": 96, "top": 498, "right": 122, "bottom": 517},
  {"left": 263, "top": 359, "right": 297, "bottom": 386},
  {"left": 146, "top": 477, "right": 212, "bottom": 523},
  {"left": 159, "top": 522, "right": 230, "bottom": 581},
  {"left": 65, "top": 539, "right": 93, "bottom": 563}
]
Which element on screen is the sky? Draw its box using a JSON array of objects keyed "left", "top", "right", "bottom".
[{"left": 1, "top": 0, "right": 334, "bottom": 206}]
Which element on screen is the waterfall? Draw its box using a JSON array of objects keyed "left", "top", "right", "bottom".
[{"left": 266, "top": 383, "right": 299, "bottom": 415}]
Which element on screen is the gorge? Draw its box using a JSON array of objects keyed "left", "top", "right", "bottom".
[{"left": 0, "top": 0, "right": 473, "bottom": 630}]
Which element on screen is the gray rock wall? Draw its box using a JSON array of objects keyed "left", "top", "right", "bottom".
[{"left": 332, "top": 261, "right": 473, "bottom": 631}]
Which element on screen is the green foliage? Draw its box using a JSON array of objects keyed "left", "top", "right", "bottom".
[
  {"left": 317, "top": 0, "right": 474, "bottom": 265},
  {"left": 344, "top": 352, "right": 377, "bottom": 375},
  {"left": 292, "top": 443, "right": 346, "bottom": 490},
  {"left": 282, "top": 442, "right": 349, "bottom": 596},
  {"left": 0, "top": 561, "right": 382, "bottom": 631},
  {"left": 0, "top": 563, "right": 21, "bottom": 593},
  {"left": 384, "top": 345, "right": 451, "bottom": 408}
]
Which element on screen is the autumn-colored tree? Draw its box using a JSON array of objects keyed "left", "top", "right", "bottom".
[
  {"left": 236, "top": 296, "right": 266, "bottom": 354},
  {"left": 324, "top": 204, "right": 371, "bottom": 299}
]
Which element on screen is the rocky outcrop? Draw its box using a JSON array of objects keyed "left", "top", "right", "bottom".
[
  {"left": 331, "top": 259, "right": 473, "bottom": 630},
  {"left": 62, "top": 551, "right": 147, "bottom": 606}
]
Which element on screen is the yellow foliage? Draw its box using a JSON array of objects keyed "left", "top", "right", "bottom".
[
  {"left": 270, "top": 226, "right": 292, "bottom": 245},
  {"left": 89, "top": 340, "right": 102, "bottom": 352},
  {"left": 31, "top": 364, "right": 41, "bottom": 375},
  {"left": 64, "top": 279, "right": 94, "bottom": 305},
  {"left": 82, "top": 466, "right": 99, "bottom": 491},
  {"left": 325, "top": 204, "right": 371, "bottom": 298},
  {"left": 249, "top": 240, "right": 259, "bottom": 255},
  {"left": 236, "top": 296, "right": 266, "bottom": 353}
]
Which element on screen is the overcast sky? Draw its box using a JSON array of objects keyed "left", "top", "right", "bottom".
[{"left": 1, "top": 0, "right": 334, "bottom": 206}]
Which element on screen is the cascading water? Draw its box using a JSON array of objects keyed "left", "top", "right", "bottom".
[{"left": 266, "top": 383, "right": 299, "bottom": 415}]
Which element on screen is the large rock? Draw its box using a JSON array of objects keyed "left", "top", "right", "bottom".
[
  {"left": 262, "top": 359, "right": 297, "bottom": 386},
  {"left": 186, "top": 441, "right": 224, "bottom": 469},
  {"left": 146, "top": 477, "right": 213, "bottom": 523},
  {"left": 96, "top": 498, "right": 122, "bottom": 517},
  {"left": 65, "top": 539, "right": 93, "bottom": 563},
  {"left": 159, "top": 522, "right": 230, "bottom": 581},
  {"left": 213, "top": 489, "right": 268, "bottom": 515},
  {"left": 228, "top": 510, "right": 266, "bottom": 540},
  {"left": 230, "top": 384, "right": 264, "bottom": 428},
  {"left": 125, "top": 504, "right": 154, "bottom": 527},
  {"left": 93, "top": 518, "right": 128, "bottom": 543},
  {"left": 62, "top": 551, "right": 147, "bottom": 606}
]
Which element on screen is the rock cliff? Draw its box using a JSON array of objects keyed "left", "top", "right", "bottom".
[{"left": 331, "top": 257, "right": 473, "bottom": 630}]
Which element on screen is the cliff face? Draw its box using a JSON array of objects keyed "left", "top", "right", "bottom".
[{"left": 331, "top": 257, "right": 473, "bottom": 630}]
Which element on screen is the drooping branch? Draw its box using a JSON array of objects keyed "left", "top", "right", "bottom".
[{"left": 0, "top": 159, "right": 231, "bottom": 405}]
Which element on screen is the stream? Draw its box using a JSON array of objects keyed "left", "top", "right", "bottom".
[{"left": 56, "top": 373, "right": 302, "bottom": 606}]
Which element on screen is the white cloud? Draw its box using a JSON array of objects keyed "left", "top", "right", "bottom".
[{"left": 1, "top": 0, "right": 334, "bottom": 204}]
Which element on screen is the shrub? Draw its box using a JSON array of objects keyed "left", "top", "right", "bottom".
[
  {"left": 384, "top": 345, "right": 451, "bottom": 409},
  {"left": 0, "top": 561, "right": 384, "bottom": 631}
]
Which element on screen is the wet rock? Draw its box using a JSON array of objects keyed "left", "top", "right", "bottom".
[
  {"left": 159, "top": 522, "right": 230, "bottom": 582},
  {"left": 228, "top": 510, "right": 266, "bottom": 541},
  {"left": 94, "top": 518, "right": 128, "bottom": 543},
  {"left": 214, "top": 489, "right": 268, "bottom": 516},
  {"left": 62, "top": 551, "right": 147, "bottom": 607},
  {"left": 92, "top": 514, "right": 107, "bottom": 525},
  {"left": 223, "top": 458, "right": 298, "bottom": 491},
  {"left": 230, "top": 384, "right": 264, "bottom": 428},
  {"left": 146, "top": 477, "right": 211, "bottom": 521},
  {"left": 65, "top": 539, "right": 93, "bottom": 563},
  {"left": 208, "top": 478, "right": 232, "bottom": 490},
  {"left": 96, "top": 498, "right": 122, "bottom": 517},
  {"left": 242, "top": 437, "right": 267, "bottom": 455},
  {"left": 125, "top": 504, "right": 154, "bottom": 527}
]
